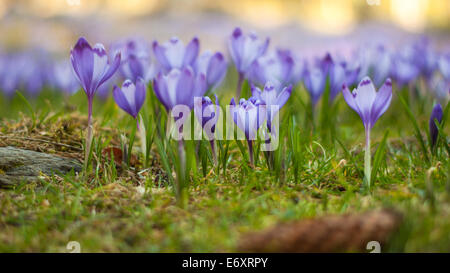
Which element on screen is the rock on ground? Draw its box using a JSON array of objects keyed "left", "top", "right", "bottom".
[{"left": 0, "top": 146, "right": 82, "bottom": 187}]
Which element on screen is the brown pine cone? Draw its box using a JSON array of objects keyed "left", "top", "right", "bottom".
[{"left": 237, "top": 209, "right": 403, "bottom": 253}]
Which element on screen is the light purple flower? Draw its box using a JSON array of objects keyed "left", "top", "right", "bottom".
[
  {"left": 303, "top": 64, "right": 326, "bottom": 106},
  {"left": 111, "top": 38, "right": 156, "bottom": 83},
  {"left": 153, "top": 67, "right": 206, "bottom": 110},
  {"left": 228, "top": 27, "right": 269, "bottom": 75},
  {"left": 249, "top": 49, "right": 294, "bottom": 88},
  {"left": 251, "top": 82, "right": 292, "bottom": 131},
  {"left": 326, "top": 54, "right": 361, "bottom": 101},
  {"left": 357, "top": 45, "right": 392, "bottom": 87},
  {"left": 70, "top": 37, "right": 121, "bottom": 100},
  {"left": 429, "top": 103, "right": 443, "bottom": 148},
  {"left": 152, "top": 37, "right": 199, "bottom": 72},
  {"left": 229, "top": 96, "right": 266, "bottom": 141},
  {"left": 53, "top": 60, "right": 80, "bottom": 95},
  {"left": 230, "top": 96, "right": 267, "bottom": 165},
  {"left": 342, "top": 77, "right": 393, "bottom": 129},
  {"left": 195, "top": 51, "right": 227, "bottom": 91},
  {"left": 113, "top": 78, "right": 146, "bottom": 119},
  {"left": 194, "top": 95, "right": 220, "bottom": 139},
  {"left": 391, "top": 55, "right": 420, "bottom": 87}
]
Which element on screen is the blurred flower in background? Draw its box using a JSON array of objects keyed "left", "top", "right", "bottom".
[{"left": 0, "top": 0, "right": 448, "bottom": 99}]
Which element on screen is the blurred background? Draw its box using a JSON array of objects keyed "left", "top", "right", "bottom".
[{"left": 0, "top": 0, "right": 449, "bottom": 56}]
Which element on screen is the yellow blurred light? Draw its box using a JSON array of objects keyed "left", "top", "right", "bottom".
[
  {"left": 219, "top": 0, "right": 288, "bottom": 29},
  {"left": 104, "top": 0, "right": 160, "bottom": 17},
  {"left": 390, "top": 0, "right": 427, "bottom": 32},
  {"left": 298, "top": 0, "right": 356, "bottom": 35}
]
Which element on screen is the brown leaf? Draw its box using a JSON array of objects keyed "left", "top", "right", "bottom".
[{"left": 102, "top": 147, "right": 124, "bottom": 166}]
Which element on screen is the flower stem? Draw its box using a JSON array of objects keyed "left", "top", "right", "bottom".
[
  {"left": 248, "top": 140, "right": 254, "bottom": 166},
  {"left": 210, "top": 140, "right": 217, "bottom": 166},
  {"left": 138, "top": 114, "right": 147, "bottom": 168},
  {"left": 176, "top": 140, "right": 186, "bottom": 203},
  {"left": 364, "top": 127, "right": 371, "bottom": 189},
  {"left": 84, "top": 99, "right": 94, "bottom": 171},
  {"left": 236, "top": 72, "right": 244, "bottom": 98}
]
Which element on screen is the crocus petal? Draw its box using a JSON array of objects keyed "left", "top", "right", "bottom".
[
  {"left": 153, "top": 73, "right": 171, "bottom": 110},
  {"left": 206, "top": 52, "right": 227, "bottom": 88},
  {"left": 194, "top": 73, "right": 207, "bottom": 98},
  {"left": 260, "top": 82, "right": 277, "bottom": 106},
  {"left": 370, "top": 78, "right": 392, "bottom": 127},
  {"left": 429, "top": 103, "right": 443, "bottom": 147},
  {"left": 113, "top": 84, "right": 134, "bottom": 117},
  {"left": 152, "top": 41, "right": 171, "bottom": 71},
  {"left": 342, "top": 84, "right": 360, "bottom": 116},
  {"left": 228, "top": 28, "right": 243, "bottom": 72},
  {"left": 251, "top": 84, "right": 262, "bottom": 100},
  {"left": 89, "top": 44, "right": 109, "bottom": 92},
  {"left": 71, "top": 37, "right": 94, "bottom": 96},
  {"left": 176, "top": 67, "right": 195, "bottom": 107},
  {"left": 134, "top": 77, "right": 146, "bottom": 115},
  {"left": 276, "top": 85, "right": 292, "bottom": 109},
  {"left": 183, "top": 37, "right": 199, "bottom": 67},
  {"left": 353, "top": 77, "right": 376, "bottom": 126},
  {"left": 165, "top": 37, "right": 185, "bottom": 69},
  {"left": 98, "top": 52, "right": 121, "bottom": 89}
]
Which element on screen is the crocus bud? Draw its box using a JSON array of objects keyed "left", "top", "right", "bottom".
[{"left": 429, "top": 103, "right": 443, "bottom": 148}]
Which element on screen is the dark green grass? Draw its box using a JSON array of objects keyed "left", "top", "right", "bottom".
[{"left": 0, "top": 77, "right": 449, "bottom": 252}]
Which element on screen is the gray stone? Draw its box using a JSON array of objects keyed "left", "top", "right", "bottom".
[{"left": 0, "top": 146, "right": 82, "bottom": 187}]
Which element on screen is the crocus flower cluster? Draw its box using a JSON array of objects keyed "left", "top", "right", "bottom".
[
  {"left": 152, "top": 37, "right": 226, "bottom": 112},
  {"left": 110, "top": 38, "right": 156, "bottom": 83}
]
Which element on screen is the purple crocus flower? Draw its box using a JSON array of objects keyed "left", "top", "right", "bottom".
[
  {"left": 325, "top": 55, "right": 360, "bottom": 101},
  {"left": 113, "top": 77, "right": 146, "bottom": 120},
  {"left": 194, "top": 95, "right": 220, "bottom": 163},
  {"left": 429, "top": 103, "right": 443, "bottom": 149},
  {"left": 70, "top": 37, "right": 121, "bottom": 168},
  {"left": 152, "top": 37, "right": 199, "bottom": 72},
  {"left": 228, "top": 27, "right": 269, "bottom": 97},
  {"left": 343, "top": 77, "right": 393, "bottom": 129},
  {"left": 303, "top": 64, "right": 326, "bottom": 107},
  {"left": 111, "top": 38, "right": 156, "bottom": 83},
  {"left": 342, "top": 77, "right": 393, "bottom": 188},
  {"left": 249, "top": 49, "right": 294, "bottom": 89},
  {"left": 153, "top": 67, "right": 206, "bottom": 110},
  {"left": 195, "top": 51, "right": 227, "bottom": 91},
  {"left": 194, "top": 95, "right": 220, "bottom": 135},
  {"left": 230, "top": 96, "right": 266, "bottom": 165},
  {"left": 357, "top": 44, "right": 392, "bottom": 87},
  {"left": 251, "top": 82, "right": 292, "bottom": 132},
  {"left": 391, "top": 51, "right": 420, "bottom": 88},
  {"left": 71, "top": 37, "right": 121, "bottom": 100}
]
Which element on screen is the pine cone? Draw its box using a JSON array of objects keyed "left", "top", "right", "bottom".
[{"left": 237, "top": 209, "right": 403, "bottom": 253}]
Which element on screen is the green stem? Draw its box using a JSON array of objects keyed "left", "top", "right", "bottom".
[
  {"left": 176, "top": 140, "right": 186, "bottom": 203},
  {"left": 138, "top": 114, "right": 147, "bottom": 167},
  {"left": 364, "top": 127, "right": 371, "bottom": 189},
  {"left": 84, "top": 99, "right": 94, "bottom": 171},
  {"left": 236, "top": 72, "right": 244, "bottom": 98},
  {"left": 248, "top": 140, "right": 254, "bottom": 166}
]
